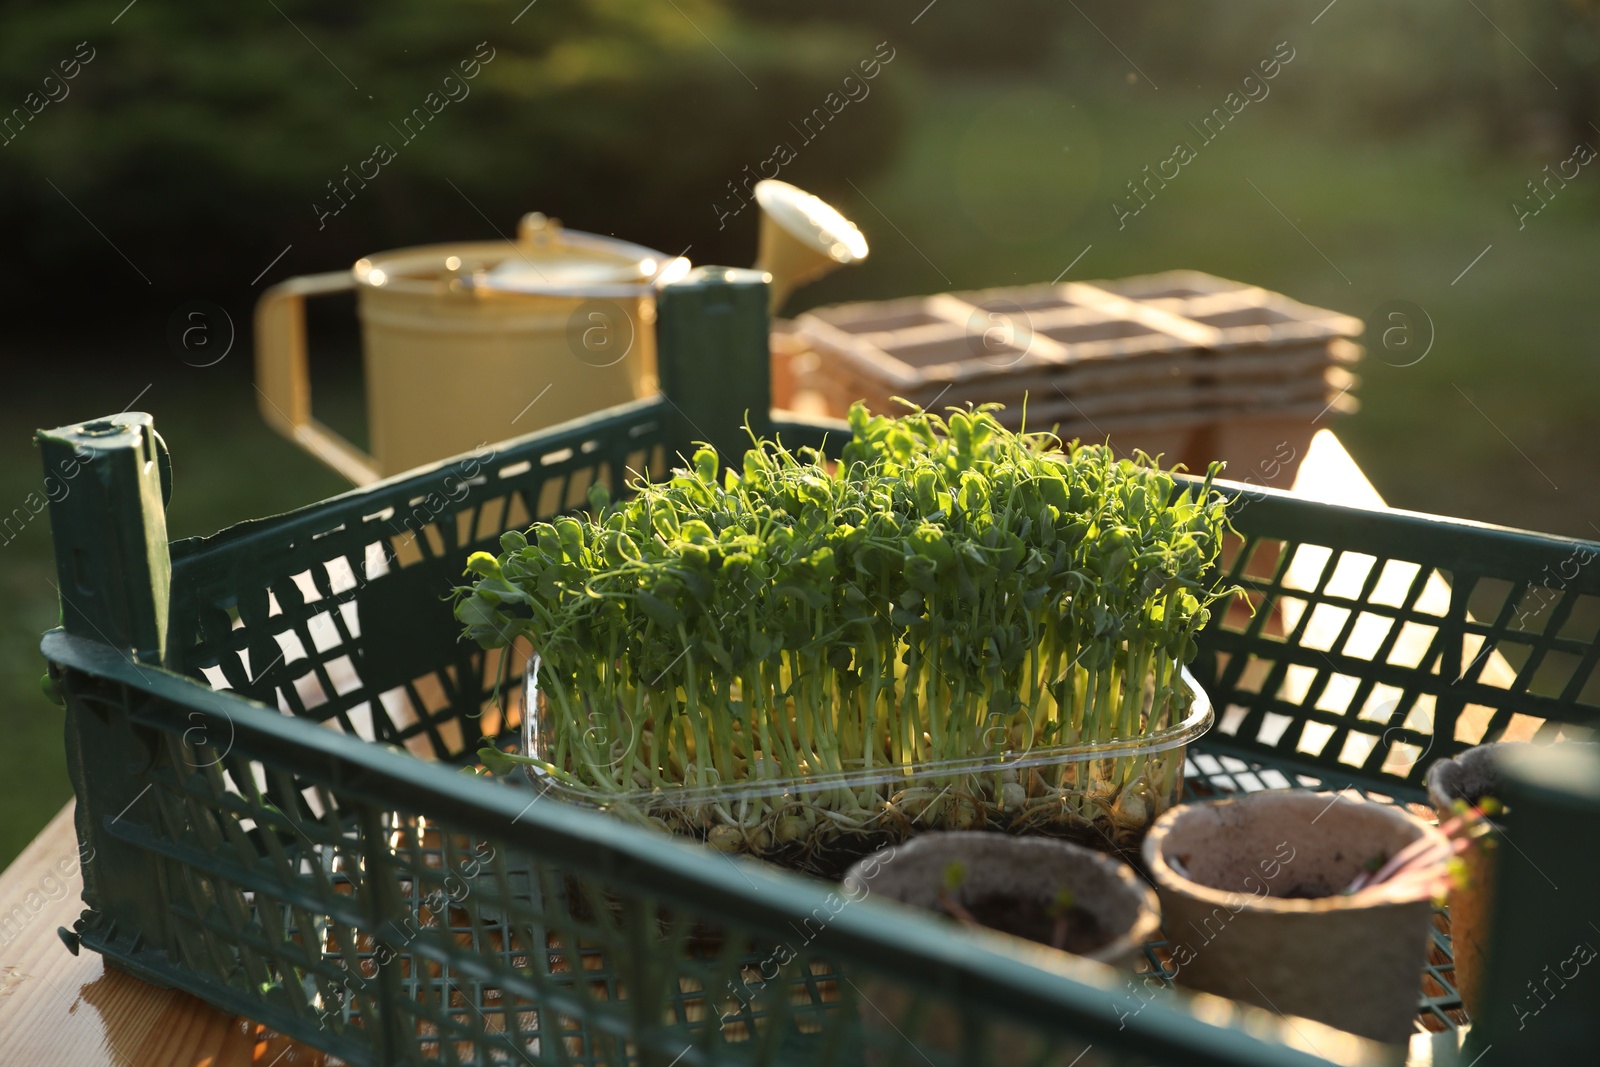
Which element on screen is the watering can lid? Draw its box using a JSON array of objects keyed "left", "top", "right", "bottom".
[
  {"left": 476, "top": 220, "right": 687, "bottom": 297},
  {"left": 353, "top": 220, "right": 687, "bottom": 298}
]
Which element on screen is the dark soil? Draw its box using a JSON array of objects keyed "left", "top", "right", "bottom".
[
  {"left": 1273, "top": 884, "right": 1335, "bottom": 899},
  {"left": 956, "top": 893, "right": 1112, "bottom": 954}
]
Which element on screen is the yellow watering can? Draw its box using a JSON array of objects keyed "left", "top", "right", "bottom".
[{"left": 255, "top": 182, "right": 866, "bottom": 485}]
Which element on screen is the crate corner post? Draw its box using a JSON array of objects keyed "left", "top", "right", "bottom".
[
  {"left": 655, "top": 265, "right": 773, "bottom": 467},
  {"left": 37, "top": 411, "right": 178, "bottom": 977},
  {"left": 1467, "top": 743, "right": 1600, "bottom": 1064}
]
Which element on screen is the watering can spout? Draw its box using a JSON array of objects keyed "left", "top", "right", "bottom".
[{"left": 752, "top": 180, "right": 868, "bottom": 314}]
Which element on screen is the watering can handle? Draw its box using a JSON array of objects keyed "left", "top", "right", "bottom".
[{"left": 254, "top": 271, "right": 383, "bottom": 486}]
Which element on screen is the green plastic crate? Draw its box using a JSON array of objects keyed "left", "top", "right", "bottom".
[{"left": 38, "top": 271, "right": 1600, "bottom": 1066}]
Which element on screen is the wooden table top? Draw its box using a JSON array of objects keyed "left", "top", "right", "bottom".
[
  {"left": 0, "top": 429, "right": 1509, "bottom": 1066},
  {"left": 0, "top": 803, "right": 326, "bottom": 1067}
]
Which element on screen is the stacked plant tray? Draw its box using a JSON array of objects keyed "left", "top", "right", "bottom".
[{"left": 783, "top": 270, "right": 1363, "bottom": 479}]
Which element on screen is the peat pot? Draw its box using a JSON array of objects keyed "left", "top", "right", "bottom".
[
  {"left": 1424, "top": 742, "right": 1527, "bottom": 1019},
  {"left": 842, "top": 832, "right": 1159, "bottom": 1064},
  {"left": 1142, "top": 791, "right": 1444, "bottom": 1045},
  {"left": 843, "top": 832, "right": 1160, "bottom": 967}
]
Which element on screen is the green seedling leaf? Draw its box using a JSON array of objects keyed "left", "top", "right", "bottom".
[
  {"left": 1049, "top": 887, "right": 1076, "bottom": 917},
  {"left": 943, "top": 861, "right": 968, "bottom": 894},
  {"left": 478, "top": 745, "right": 521, "bottom": 777}
]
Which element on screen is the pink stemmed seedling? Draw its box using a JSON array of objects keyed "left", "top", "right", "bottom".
[{"left": 1342, "top": 798, "right": 1499, "bottom": 901}]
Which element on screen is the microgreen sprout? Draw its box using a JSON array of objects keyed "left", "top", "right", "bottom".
[
  {"left": 937, "top": 861, "right": 978, "bottom": 925},
  {"left": 1047, "top": 887, "right": 1079, "bottom": 950},
  {"left": 943, "top": 861, "right": 969, "bottom": 895},
  {"left": 457, "top": 401, "right": 1236, "bottom": 872},
  {"left": 1048, "top": 887, "right": 1077, "bottom": 916}
]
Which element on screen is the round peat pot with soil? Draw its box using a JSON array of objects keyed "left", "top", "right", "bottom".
[
  {"left": 1141, "top": 791, "right": 1446, "bottom": 1045},
  {"left": 843, "top": 832, "right": 1160, "bottom": 1064},
  {"left": 843, "top": 831, "right": 1161, "bottom": 965}
]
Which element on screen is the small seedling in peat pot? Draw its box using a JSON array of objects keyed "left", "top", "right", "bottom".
[
  {"left": 937, "top": 858, "right": 1105, "bottom": 953},
  {"left": 1342, "top": 798, "right": 1498, "bottom": 900}
]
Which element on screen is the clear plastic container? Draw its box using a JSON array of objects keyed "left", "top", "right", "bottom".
[{"left": 520, "top": 658, "right": 1212, "bottom": 878}]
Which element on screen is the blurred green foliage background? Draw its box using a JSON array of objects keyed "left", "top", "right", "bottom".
[{"left": 3, "top": 0, "right": 1599, "bottom": 864}]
